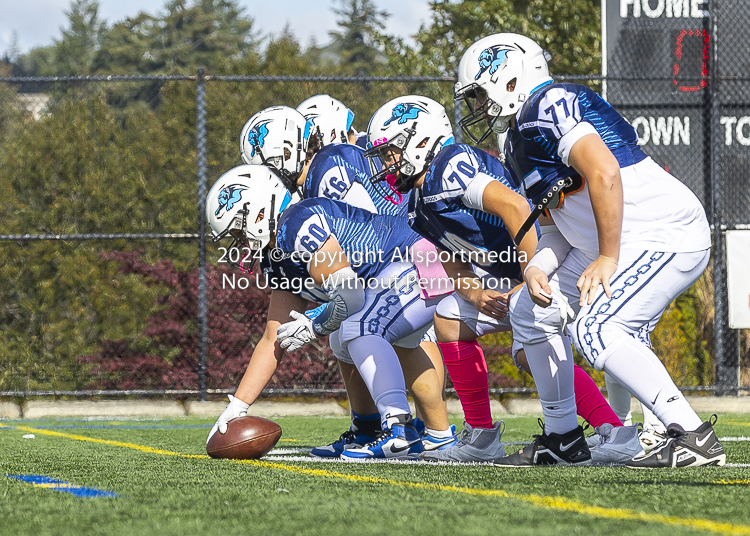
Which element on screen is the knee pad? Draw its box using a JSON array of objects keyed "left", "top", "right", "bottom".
[
  {"left": 510, "top": 288, "right": 563, "bottom": 346},
  {"left": 328, "top": 329, "right": 354, "bottom": 365},
  {"left": 570, "top": 313, "right": 630, "bottom": 370},
  {"left": 435, "top": 293, "right": 462, "bottom": 321}
]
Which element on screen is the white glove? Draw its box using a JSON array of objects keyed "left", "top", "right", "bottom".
[
  {"left": 277, "top": 310, "right": 318, "bottom": 351},
  {"left": 541, "top": 288, "right": 577, "bottom": 332},
  {"left": 206, "top": 394, "right": 249, "bottom": 444}
]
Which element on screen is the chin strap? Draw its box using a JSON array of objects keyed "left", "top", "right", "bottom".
[{"left": 268, "top": 194, "right": 277, "bottom": 235}]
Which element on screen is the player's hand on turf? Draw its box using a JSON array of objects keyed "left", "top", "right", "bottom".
[
  {"left": 277, "top": 310, "right": 318, "bottom": 352},
  {"left": 577, "top": 255, "right": 618, "bottom": 306},
  {"left": 524, "top": 267, "right": 553, "bottom": 308},
  {"left": 467, "top": 287, "right": 509, "bottom": 321},
  {"left": 207, "top": 394, "right": 250, "bottom": 444}
]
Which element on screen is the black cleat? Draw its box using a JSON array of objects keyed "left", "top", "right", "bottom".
[
  {"left": 625, "top": 414, "right": 726, "bottom": 468},
  {"left": 493, "top": 419, "right": 592, "bottom": 467}
]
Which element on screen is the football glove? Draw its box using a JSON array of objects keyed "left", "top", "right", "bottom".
[
  {"left": 543, "top": 288, "right": 576, "bottom": 332},
  {"left": 207, "top": 394, "right": 249, "bottom": 444},
  {"left": 277, "top": 310, "right": 318, "bottom": 352}
]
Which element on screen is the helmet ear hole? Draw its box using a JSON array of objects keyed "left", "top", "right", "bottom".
[
  {"left": 255, "top": 207, "right": 265, "bottom": 224},
  {"left": 283, "top": 148, "right": 291, "bottom": 161},
  {"left": 416, "top": 137, "right": 429, "bottom": 149},
  {"left": 507, "top": 78, "right": 517, "bottom": 92}
]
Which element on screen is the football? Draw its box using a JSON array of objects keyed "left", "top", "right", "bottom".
[{"left": 206, "top": 416, "right": 282, "bottom": 459}]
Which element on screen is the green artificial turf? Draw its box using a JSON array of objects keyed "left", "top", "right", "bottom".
[{"left": 1, "top": 413, "right": 748, "bottom": 536}]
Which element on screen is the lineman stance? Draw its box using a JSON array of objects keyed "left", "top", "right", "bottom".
[
  {"left": 455, "top": 33, "right": 724, "bottom": 467},
  {"left": 206, "top": 165, "right": 454, "bottom": 459},
  {"left": 367, "top": 95, "right": 642, "bottom": 464},
  {"left": 240, "top": 100, "right": 455, "bottom": 456}
]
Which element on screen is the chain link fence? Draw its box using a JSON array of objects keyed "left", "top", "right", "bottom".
[{"left": 1, "top": 8, "right": 749, "bottom": 399}]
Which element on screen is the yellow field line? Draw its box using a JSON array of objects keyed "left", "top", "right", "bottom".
[
  {"left": 723, "top": 421, "right": 750, "bottom": 428},
  {"left": 5, "top": 423, "right": 750, "bottom": 535}
]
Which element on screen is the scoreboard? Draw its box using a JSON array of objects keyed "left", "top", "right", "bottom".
[{"left": 603, "top": 0, "right": 750, "bottom": 226}]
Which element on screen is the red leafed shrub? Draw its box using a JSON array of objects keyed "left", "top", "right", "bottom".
[{"left": 79, "top": 251, "right": 342, "bottom": 392}]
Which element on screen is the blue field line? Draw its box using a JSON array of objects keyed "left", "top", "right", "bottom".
[{"left": 7, "top": 475, "right": 120, "bottom": 498}]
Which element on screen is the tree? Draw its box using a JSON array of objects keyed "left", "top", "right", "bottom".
[
  {"left": 79, "top": 252, "right": 342, "bottom": 393},
  {"left": 384, "top": 0, "right": 601, "bottom": 78},
  {"left": 147, "top": 0, "right": 258, "bottom": 74},
  {"left": 325, "top": 0, "right": 390, "bottom": 75},
  {"left": 19, "top": 0, "right": 108, "bottom": 76},
  {"left": 54, "top": 0, "right": 108, "bottom": 75}
]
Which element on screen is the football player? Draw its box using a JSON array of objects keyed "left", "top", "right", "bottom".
[
  {"left": 455, "top": 33, "right": 724, "bottom": 467},
  {"left": 366, "top": 95, "right": 642, "bottom": 464},
  {"left": 297, "top": 94, "right": 410, "bottom": 216},
  {"left": 205, "top": 164, "right": 455, "bottom": 460},
  {"left": 241, "top": 101, "right": 456, "bottom": 457}
]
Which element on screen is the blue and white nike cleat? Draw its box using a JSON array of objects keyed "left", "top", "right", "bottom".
[
  {"left": 421, "top": 424, "right": 458, "bottom": 451},
  {"left": 341, "top": 415, "right": 423, "bottom": 460},
  {"left": 309, "top": 429, "right": 379, "bottom": 458}
]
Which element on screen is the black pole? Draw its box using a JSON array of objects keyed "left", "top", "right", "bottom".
[{"left": 197, "top": 67, "right": 209, "bottom": 401}]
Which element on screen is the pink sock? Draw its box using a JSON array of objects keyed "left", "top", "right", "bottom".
[
  {"left": 438, "top": 341, "right": 493, "bottom": 429},
  {"left": 574, "top": 365, "right": 623, "bottom": 428}
]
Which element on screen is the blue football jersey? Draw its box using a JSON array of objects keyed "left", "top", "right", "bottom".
[
  {"left": 262, "top": 198, "right": 421, "bottom": 302},
  {"left": 409, "top": 144, "right": 524, "bottom": 281},
  {"left": 302, "top": 144, "right": 410, "bottom": 217},
  {"left": 505, "top": 82, "right": 648, "bottom": 205},
  {"left": 353, "top": 132, "right": 368, "bottom": 149}
]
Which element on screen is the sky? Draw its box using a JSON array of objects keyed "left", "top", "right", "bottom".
[{"left": 0, "top": 0, "right": 434, "bottom": 59}]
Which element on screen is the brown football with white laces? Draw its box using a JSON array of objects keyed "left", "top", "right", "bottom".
[{"left": 206, "top": 416, "right": 282, "bottom": 459}]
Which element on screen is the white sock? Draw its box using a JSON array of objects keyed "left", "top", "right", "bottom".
[
  {"left": 522, "top": 336, "right": 578, "bottom": 434},
  {"left": 604, "top": 372, "right": 633, "bottom": 424},
  {"left": 347, "top": 335, "right": 411, "bottom": 421},
  {"left": 539, "top": 395, "right": 578, "bottom": 435},
  {"left": 641, "top": 403, "right": 667, "bottom": 434},
  {"left": 603, "top": 337, "right": 702, "bottom": 431},
  {"left": 425, "top": 427, "right": 454, "bottom": 438}
]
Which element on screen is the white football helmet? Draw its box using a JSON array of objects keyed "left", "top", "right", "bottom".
[
  {"left": 365, "top": 95, "right": 454, "bottom": 201},
  {"left": 206, "top": 164, "right": 295, "bottom": 273},
  {"left": 455, "top": 33, "right": 552, "bottom": 141},
  {"left": 297, "top": 94, "right": 355, "bottom": 146},
  {"left": 239, "top": 106, "right": 313, "bottom": 192}
]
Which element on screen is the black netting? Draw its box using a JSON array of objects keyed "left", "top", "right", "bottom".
[{"left": 1, "top": 30, "right": 748, "bottom": 396}]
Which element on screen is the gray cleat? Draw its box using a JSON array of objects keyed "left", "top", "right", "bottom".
[
  {"left": 419, "top": 421, "right": 505, "bottom": 463},
  {"left": 587, "top": 423, "right": 645, "bottom": 464}
]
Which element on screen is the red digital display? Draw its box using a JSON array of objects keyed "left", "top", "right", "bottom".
[{"left": 673, "top": 29, "right": 710, "bottom": 92}]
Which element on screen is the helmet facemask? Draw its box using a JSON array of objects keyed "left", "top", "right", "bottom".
[
  {"left": 455, "top": 80, "right": 516, "bottom": 144},
  {"left": 365, "top": 127, "right": 424, "bottom": 204},
  {"left": 208, "top": 165, "right": 292, "bottom": 275},
  {"left": 239, "top": 106, "right": 313, "bottom": 194},
  {"left": 366, "top": 96, "right": 455, "bottom": 203},
  {"left": 255, "top": 137, "right": 304, "bottom": 194},
  {"left": 214, "top": 194, "right": 277, "bottom": 274},
  {"left": 456, "top": 34, "right": 552, "bottom": 143}
]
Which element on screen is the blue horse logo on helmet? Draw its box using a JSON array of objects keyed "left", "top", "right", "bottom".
[
  {"left": 247, "top": 120, "right": 271, "bottom": 158},
  {"left": 215, "top": 184, "right": 247, "bottom": 217},
  {"left": 383, "top": 102, "right": 428, "bottom": 126},
  {"left": 475, "top": 46, "right": 512, "bottom": 80}
]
